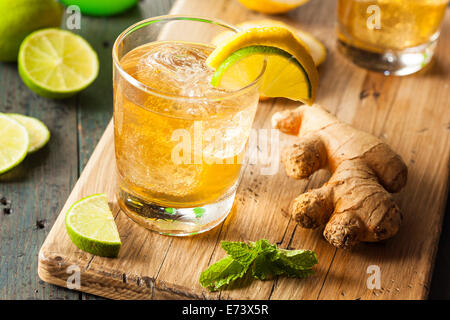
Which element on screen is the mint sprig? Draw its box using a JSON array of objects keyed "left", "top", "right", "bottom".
[{"left": 199, "top": 239, "right": 318, "bottom": 291}]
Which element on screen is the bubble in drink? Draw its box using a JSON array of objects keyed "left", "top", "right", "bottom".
[{"left": 114, "top": 41, "right": 259, "bottom": 208}]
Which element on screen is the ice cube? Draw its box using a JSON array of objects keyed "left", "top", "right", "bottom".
[{"left": 134, "top": 42, "right": 220, "bottom": 98}]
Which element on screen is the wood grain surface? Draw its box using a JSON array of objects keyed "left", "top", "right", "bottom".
[
  {"left": 1, "top": 0, "right": 448, "bottom": 300},
  {"left": 35, "top": 0, "right": 450, "bottom": 300},
  {"left": 0, "top": 0, "right": 175, "bottom": 300}
]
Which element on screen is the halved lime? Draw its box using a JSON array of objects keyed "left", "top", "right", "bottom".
[
  {"left": 8, "top": 114, "right": 50, "bottom": 153},
  {"left": 18, "top": 28, "right": 99, "bottom": 99},
  {"left": 0, "top": 114, "right": 29, "bottom": 175},
  {"left": 65, "top": 194, "right": 121, "bottom": 258}
]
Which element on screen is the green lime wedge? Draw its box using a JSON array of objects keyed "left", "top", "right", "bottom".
[
  {"left": 18, "top": 28, "right": 99, "bottom": 99},
  {"left": 8, "top": 114, "right": 50, "bottom": 153},
  {"left": 0, "top": 113, "right": 29, "bottom": 175},
  {"left": 210, "top": 46, "right": 313, "bottom": 103},
  {"left": 65, "top": 194, "right": 121, "bottom": 258}
]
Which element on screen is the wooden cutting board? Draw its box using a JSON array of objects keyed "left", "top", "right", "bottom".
[{"left": 38, "top": 0, "right": 450, "bottom": 300}]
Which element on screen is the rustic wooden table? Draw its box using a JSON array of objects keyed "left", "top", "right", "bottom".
[{"left": 0, "top": 0, "right": 448, "bottom": 300}]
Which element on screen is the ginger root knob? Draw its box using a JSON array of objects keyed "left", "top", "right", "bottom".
[{"left": 273, "top": 105, "right": 407, "bottom": 249}]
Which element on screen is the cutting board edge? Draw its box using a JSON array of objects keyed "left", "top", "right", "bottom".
[{"left": 37, "top": 245, "right": 208, "bottom": 300}]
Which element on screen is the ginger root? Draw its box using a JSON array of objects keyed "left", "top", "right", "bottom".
[{"left": 272, "top": 105, "right": 407, "bottom": 249}]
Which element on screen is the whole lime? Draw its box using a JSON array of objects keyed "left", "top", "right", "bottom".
[
  {"left": 0, "top": 0, "right": 63, "bottom": 62},
  {"left": 60, "top": 0, "right": 138, "bottom": 16}
]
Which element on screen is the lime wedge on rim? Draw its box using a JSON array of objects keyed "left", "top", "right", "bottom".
[
  {"left": 65, "top": 194, "right": 121, "bottom": 258},
  {"left": 207, "top": 26, "right": 318, "bottom": 104},
  {"left": 0, "top": 114, "right": 29, "bottom": 175},
  {"left": 8, "top": 114, "right": 50, "bottom": 153},
  {"left": 18, "top": 28, "right": 99, "bottom": 99},
  {"left": 211, "top": 45, "right": 313, "bottom": 101}
]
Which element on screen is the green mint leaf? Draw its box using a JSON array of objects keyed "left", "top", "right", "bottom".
[
  {"left": 221, "top": 241, "right": 259, "bottom": 267},
  {"left": 199, "top": 239, "right": 318, "bottom": 291},
  {"left": 250, "top": 239, "right": 282, "bottom": 280},
  {"left": 276, "top": 249, "right": 318, "bottom": 271},
  {"left": 164, "top": 207, "right": 175, "bottom": 214},
  {"left": 252, "top": 242, "right": 318, "bottom": 280},
  {"left": 193, "top": 207, "right": 205, "bottom": 219},
  {"left": 199, "top": 256, "right": 248, "bottom": 291},
  {"left": 252, "top": 251, "right": 284, "bottom": 280},
  {"left": 250, "top": 239, "right": 278, "bottom": 253}
]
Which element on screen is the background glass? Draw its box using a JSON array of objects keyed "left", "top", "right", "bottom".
[{"left": 337, "top": 0, "right": 449, "bottom": 75}]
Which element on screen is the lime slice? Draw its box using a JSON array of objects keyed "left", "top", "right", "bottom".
[
  {"left": 207, "top": 26, "right": 318, "bottom": 104},
  {"left": 8, "top": 114, "right": 50, "bottom": 153},
  {"left": 0, "top": 114, "right": 29, "bottom": 175},
  {"left": 212, "top": 46, "right": 313, "bottom": 100},
  {"left": 18, "top": 28, "right": 99, "bottom": 99},
  {"left": 65, "top": 194, "right": 121, "bottom": 258}
]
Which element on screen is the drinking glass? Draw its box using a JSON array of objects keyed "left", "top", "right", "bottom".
[
  {"left": 337, "top": 0, "right": 449, "bottom": 75},
  {"left": 112, "top": 16, "right": 265, "bottom": 235}
]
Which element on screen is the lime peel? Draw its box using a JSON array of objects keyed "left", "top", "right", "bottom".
[
  {"left": 65, "top": 194, "right": 121, "bottom": 258},
  {"left": 211, "top": 45, "right": 311, "bottom": 99},
  {"left": 0, "top": 0, "right": 63, "bottom": 62},
  {"left": 8, "top": 114, "right": 50, "bottom": 153},
  {"left": 0, "top": 113, "right": 29, "bottom": 175}
]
